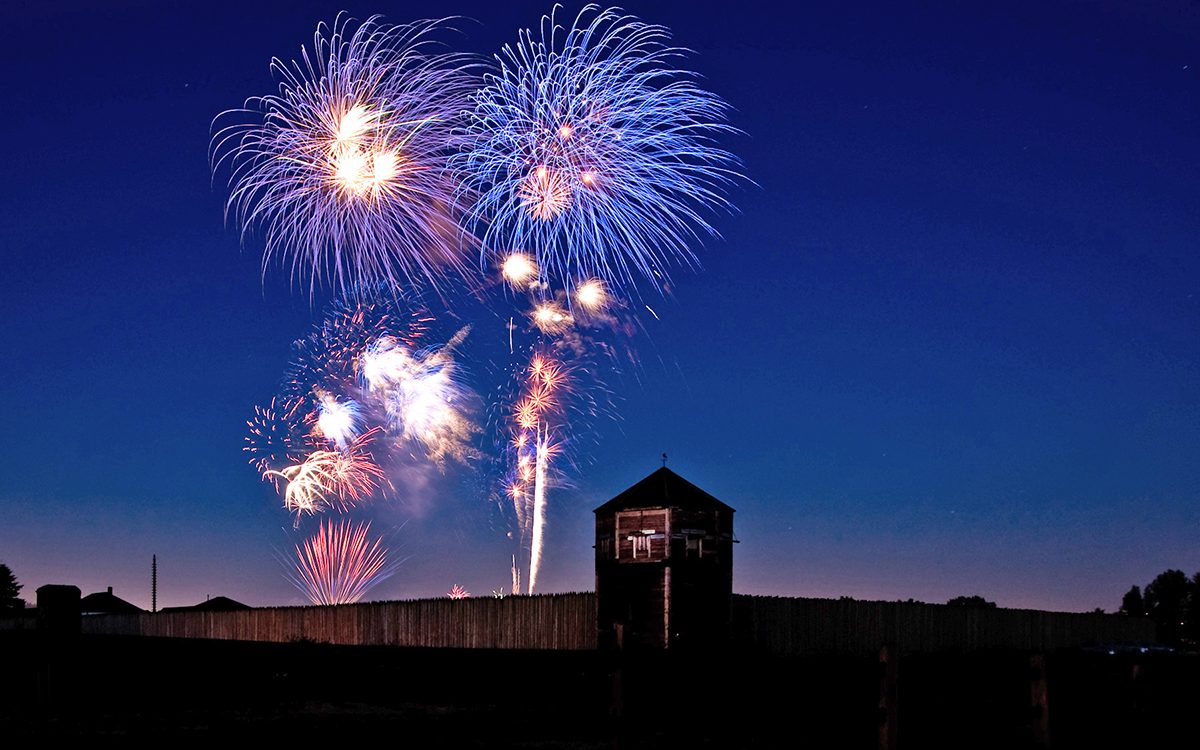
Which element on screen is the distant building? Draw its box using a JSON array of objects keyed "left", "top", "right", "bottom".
[
  {"left": 160, "top": 596, "right": 250, "bottom": 613},
  {"left": 595, "top": 467, "right": 735, "bottom": 650},
  {"left": 79, "top": 587, "right": 144, "bottom": 615}
]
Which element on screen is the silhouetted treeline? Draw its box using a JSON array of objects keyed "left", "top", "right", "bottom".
[
  {"left": 1118, "top": 569, "right": 1200, "bottom": 647},
  {"left": 946, "top": 595, "right": 997, "bottom": 608}
]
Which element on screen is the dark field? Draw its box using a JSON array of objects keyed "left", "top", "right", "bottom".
[{"left": 1, "top": 632, "right": 1196, "bottom": 747}]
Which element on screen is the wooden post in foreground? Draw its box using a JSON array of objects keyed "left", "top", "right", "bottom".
[
  {"left": 1029, "top": 652, "right": 1050, "bottom": 749},
  {"left": 609, "top": 622, "right": 625, "bottom": 750},
  {"left": 879, "top": 643, "right": 898, "bottom": 750}
]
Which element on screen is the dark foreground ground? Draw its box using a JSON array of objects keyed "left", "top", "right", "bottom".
[{"left": 1, "top": 631, "right": 1196, "bottom": 747}]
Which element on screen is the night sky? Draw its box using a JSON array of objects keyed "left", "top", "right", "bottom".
[{"left": 2, "top": 0, "right": 1197, "bottom": 613}]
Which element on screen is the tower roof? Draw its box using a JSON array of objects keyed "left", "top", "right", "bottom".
[{"left": 594, "top": 467, "right": 734, "bottom": 515}]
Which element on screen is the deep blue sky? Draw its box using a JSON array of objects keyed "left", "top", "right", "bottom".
[{"left": 1, "top": 0, "right": 1197, "bottom": 612}]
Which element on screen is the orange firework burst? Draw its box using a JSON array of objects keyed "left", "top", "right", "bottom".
[
  {"left": 510, "top": 354, "right": 570, "bottom": 432},
  {"left": 514, "top": 398, "right": 540, "bottom": 430},
  {"left": 524, "top": 384, "right": 557, "bottom": 415},
  {"left": 518, "top": 166, "right": 572, "bottom": 221},
  {"left": 529, "top": 356, "right": 565, "bottom": 389}
]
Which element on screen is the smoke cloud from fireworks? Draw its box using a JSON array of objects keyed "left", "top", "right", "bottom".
[{"left": 250, "top": 293, "right": 481, "bottom": 524}]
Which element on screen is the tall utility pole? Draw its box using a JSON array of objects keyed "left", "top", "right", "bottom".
[{"left": 151, "top": 554, "right": 157, "bottom": 613}]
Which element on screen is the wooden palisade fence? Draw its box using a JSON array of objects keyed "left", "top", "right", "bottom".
[
  {"left": 80, "top": 593, "right": 597, "bottom": 649},
  {"left": 70, "top": 592, "right": 1155, "bottom": 655}
]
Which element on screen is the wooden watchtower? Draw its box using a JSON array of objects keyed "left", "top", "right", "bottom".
[{"left": 594, "top": 467, "right": 735, "bottom": 650}]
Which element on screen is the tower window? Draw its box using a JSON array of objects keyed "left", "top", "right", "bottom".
[{"left": 632, "top": 535, "right": 651, "bottom": 558}]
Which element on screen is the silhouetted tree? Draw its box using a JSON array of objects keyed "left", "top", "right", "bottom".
[
  {"left": 1120, "top": 571, "right": 1200, "bottom": 647},
  {"left": 946, "top": 595, "right": 997, "bottom": 608},
  {"left": 1119, "top": 585, "right": 1145, "bottom": 617},
  {"left": 1145, "top": 569, "right": 1190, "bottom": 646},
  {"left": 1187, "top": 572, "right": 1200, "bottom": 645},
  {"left": 0, "top": 563, "right": 23, "bottom": 614}
]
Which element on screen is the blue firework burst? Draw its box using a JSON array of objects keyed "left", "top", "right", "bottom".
[
  {"left": 212, "top": 14, "right": 479, "bottom": 297},
  {"left": 457, "top": 4, "right": 744, "bottom": 296}
]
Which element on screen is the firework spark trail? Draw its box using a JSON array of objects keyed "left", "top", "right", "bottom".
[
  {"left": 212, "top": 14, "right": 479, "bottom": 296},
  {"left": 501, "top": 346, "right": 580, "bottom": 593},
  {"left": 457, "top": 4, "right": 744, "bottom": 295},
  {"left": 527, "top": 433, "right": 550, "bottom": 593},
  {"left": 288, "top": 518, "right": 397, "bottom": 604}
]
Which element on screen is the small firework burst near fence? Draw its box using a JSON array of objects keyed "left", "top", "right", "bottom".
[{"left": 288, "top": 518, "right": 399, "bottom": 605}]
